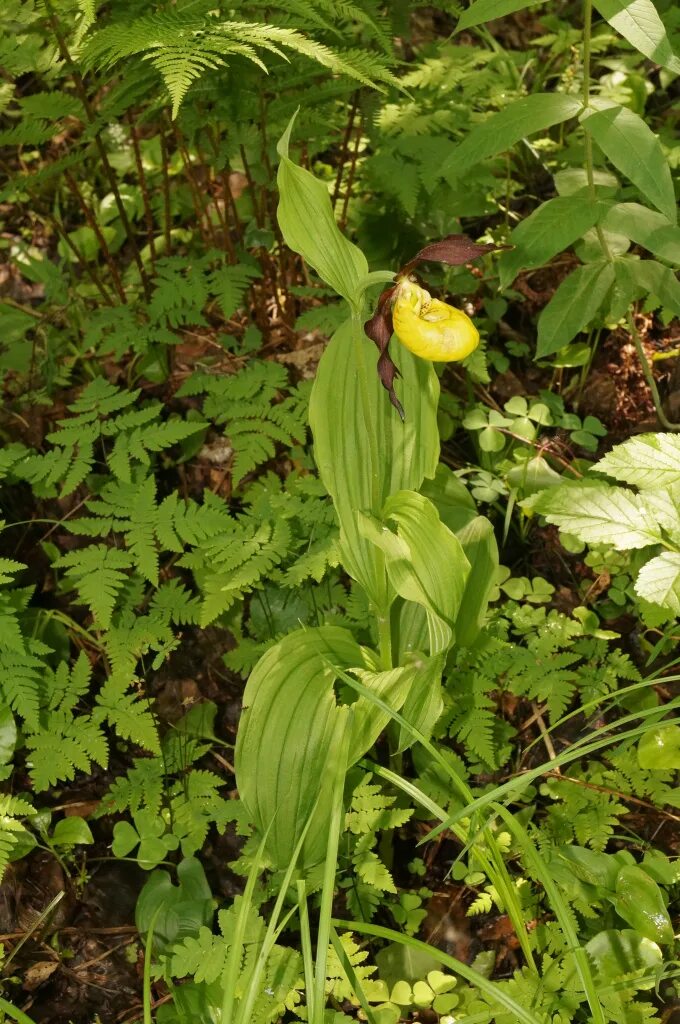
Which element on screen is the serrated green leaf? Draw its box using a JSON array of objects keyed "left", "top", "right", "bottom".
[
  {"left": 594, "top": 433, "right": 680, "bottom": 488},
  {"left": 528, "top": 482, "right": 663, "bottom": 548},
  {"left": 581, "top": 102, "right": 676, "bottom": 223},
  {"left": 635, "top": 552, "right": 680, "bottom": 613},
  {"left": 355, "top": 850, "right": 396, "bottom": 892}
]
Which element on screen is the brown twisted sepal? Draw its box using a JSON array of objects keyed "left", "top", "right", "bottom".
[{"left": 363, "top": 284, "right": 404, "bottom": 420}]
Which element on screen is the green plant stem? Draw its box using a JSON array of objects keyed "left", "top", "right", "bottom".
[
  {"left": 582, "top": 0, "right": 612, "bottom": 260},
  {"left": 377, "top": 611, "right": 392, "bottom": 670},
  {"left": 628, "top": 310, "right": 680, "bottom": 430},
  {"left": 143, "top": 905, "right": 163, "bottom": 1024},
  {"left": 297, "top": 882, "right": 316, "bottom": 1022}
]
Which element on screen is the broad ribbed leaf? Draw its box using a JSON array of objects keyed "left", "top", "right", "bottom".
[
  {"left": 536, "top": 262, "right": 615, "bottom": 358},
  {"left": 613, "top": 866, "right": 673, "bottom": 944},
  {"left": 638, "top": 724, "right": 680, "bottom": 770},
  {"left": 581, "top": 103, "right": 676, "bottom": 223},
  {"left": 594, "top": 433, "right": 680, "bottom": 488},
  {"left": 454, "top": 517, "right": 498, "bottom": 648},
  {"left": 235, "top": 627, "right": 413, "bottom": 871},
  {"left": 593, "top": 0, "right": 680, "bottom": 73},
  {"left": 277, "top": 114, "right": 367, "bottom": 306},
  {"left": 602, "top": 204, "right": 680, "bottom": 264},
  {"left": 396, "top": 654, "right": 445, "bottom": 753},
  {"left": 635, "top": 553, "right": 680, "bottom": 614},
  {"left": 498, "top": 196, "right": 603, "bottom": 288},
  {"left": 348, "top": 664, "right": 417, "bottom": 763},
  {"left": 442, "top": 94, "right": 583, "bottom": 180},
  {"left": 358, "top": 491, "right": 470, "bottom": 654},
  {"left": 309, "top": 319, "right": 440, "bottom": 607},
  {"left": 584, "top": 929, "right": 662, "bottom": 985},
  {"left": 457, "top": 0, "right": 545, "bottom": 31},
  {"left": 528, "top": 482, "right": 664, "bottom": 548},
  {"left": 236, "top": 627, "right": 361, "bottom": 871}
]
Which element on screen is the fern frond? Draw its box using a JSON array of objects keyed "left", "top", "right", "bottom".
[
  {"left": 100, "top": 757, "right": 165, "bottom": 817},
  {"left": 94, "top": 674, "right": 160, "bottom": 753},
  {"left": 27, "top": 714, "right": 108, "bottom": 791},
  {"left": 83, "top": 12, "right": 394, "bottom": 117},
  {"left": 0, "top": 641, "right": 46, "bottom": 732},
  {"left": 0, "top": 795, "right": 35, "bottom": 882},
  {"left": 55, "top": 544, "right": 135, "bottom": 627}
]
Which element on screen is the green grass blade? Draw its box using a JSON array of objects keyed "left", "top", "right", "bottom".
[
  {"left": 297, "top": 880, "right": 316, "bottom": 1022},
  {"left": 312, "top": 709, "right": 353, "bottom": 1024},
  {"left": 329, "top": 925, "right": 378, "bottom": 1024},
  {"left": 331, "top": 918, "right": 544, "bottom": 1024},
  {"left": 492, "top": 803, "right": 606, "bottom": 1024}
]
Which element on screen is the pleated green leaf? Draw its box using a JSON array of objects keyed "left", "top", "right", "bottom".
[
  {"left": 453, "top": 516, "right": 499, "bottom": 648},
  {"left": 396, "top": 653, "right": 445, "bottom": 753},
  {"left": 277, "top": 113, "right": 368, "bottom": 307},
  {"left": 309, "top": 318, "right": 440, "bottom": 608},
  {"left": 359, "top": 490, "right": 470, "bottom": 655},
  {"left": 235, "top": 626, "right": 414, "bottom": 871}
]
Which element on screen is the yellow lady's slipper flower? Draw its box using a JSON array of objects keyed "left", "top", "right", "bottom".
[
  {"left": 392, "top": 280, "right": 479, "bottom": 362},
  {"left": 364, "top": 233, "right": 501, "bottom": 418}
]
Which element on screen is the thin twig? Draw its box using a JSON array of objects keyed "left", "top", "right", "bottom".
[
  {"left": 43, "top": 0, "right": 151, "bottom": 298},
  {"left": 127, "top": 111, "right": 157, "bottom": 270},
  {"left": 159, "top": 126, "right": 173, "bottom": 255},
  {"left": 339, "top": 114, "right": 363, "bottom": 231},
  {"left": 332, "top": 91, "right": 359, "bottom": 209},
  {"left": 65, "top": 171, "right": 128, "bottom": 303}
]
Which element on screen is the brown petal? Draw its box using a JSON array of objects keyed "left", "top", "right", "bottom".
[
  {"left": 400, "top": 234, "right": 507, "bottom": 276},
  {"left": 364, "top": 286, "right": 405, "bottom": 420}
]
